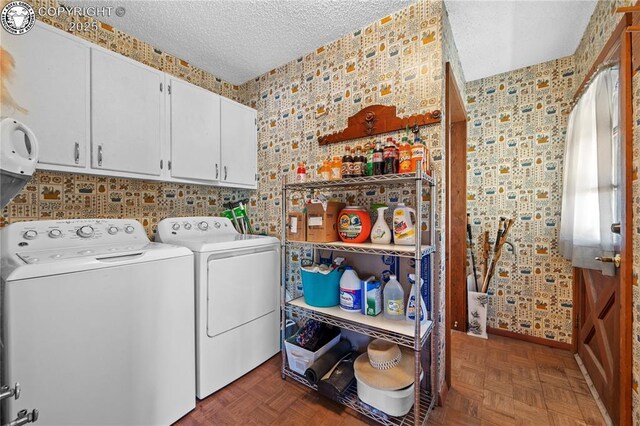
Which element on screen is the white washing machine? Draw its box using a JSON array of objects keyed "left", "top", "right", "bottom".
[
  {"left": 156, "top": 217, "right": 280, "bottom": 399},
  {"left": 1, "top": 219, "right": 196, "bottom": 426}
]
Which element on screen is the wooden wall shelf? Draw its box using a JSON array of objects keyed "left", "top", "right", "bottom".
[{"left": 318, "top": 105, "right": 441, "bottom": 146}]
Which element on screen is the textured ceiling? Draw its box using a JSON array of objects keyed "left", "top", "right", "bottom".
[
  {"left": 65, "top": 0, "right": 412, "bottom": 85},
  {"left": 445, "top": 0, "right": 597, "bottom": 82}
]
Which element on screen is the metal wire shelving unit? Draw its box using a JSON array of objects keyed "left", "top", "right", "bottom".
[
  {"left": 280, "top": 163, "right": 437, "bottom": 426},
  {"left": 285, "top": 241, "right": 436, "bottom": 259}
]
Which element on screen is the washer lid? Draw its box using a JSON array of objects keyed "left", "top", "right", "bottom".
[{"left": 2, "top": 242, "right": 192, "bottom": 281}]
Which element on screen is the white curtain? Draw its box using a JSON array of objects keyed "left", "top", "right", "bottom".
[{"left": 559, "top": 67, "right": 620, "bottom": 276}]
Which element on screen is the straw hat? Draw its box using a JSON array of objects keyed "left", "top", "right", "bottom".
[{"left": 354, "top": 339, "right": 417, "bottom": 391}]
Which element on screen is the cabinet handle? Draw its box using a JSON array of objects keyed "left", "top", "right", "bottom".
[
  {"left": 224, "top": 165, "right": 227, "bottom": 180},
  {"left": 74, "top": 142, "right": 80, "bottom": 164},
  {"left": 215, "top": 163, "right": 219, "bottom": 179},
  {"left": 98, "top": 145, "right": 103, "bottom": 166}
]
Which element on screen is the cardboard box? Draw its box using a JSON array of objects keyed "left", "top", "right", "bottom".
[
  {"left": 306, "top": 201, "right": 346, "bottom": 242},
  {"left": 286, "top": 212, "right": 306, "bottom": 241}
]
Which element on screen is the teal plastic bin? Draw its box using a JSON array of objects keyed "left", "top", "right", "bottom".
[{"left": 301, "top": 267, "right": 344, "bottom": 307}]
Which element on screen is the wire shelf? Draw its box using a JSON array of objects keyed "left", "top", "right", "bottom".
[
  {"left": 283, "top": 367, "right": 435, "bottom": 426},
  {"left": 285, "top": 299, "right": 433, "bottom": 349},
  {"left": 285, "top": 241, "right": 435, "bottom": 259},
  {"left": 284, "top": 173, "right": 435, "bottom": 191}
]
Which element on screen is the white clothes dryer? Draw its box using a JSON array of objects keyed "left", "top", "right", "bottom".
[{"left": 156, "top": 217, "right": 280, "bottom": 399}]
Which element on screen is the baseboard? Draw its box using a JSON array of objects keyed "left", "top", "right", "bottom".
[
  {"left": 486, "top": 326, "right": 573, "bottom": 351},
  {"left": 438, "top": 381, "right": 449, "bottom": 406}
]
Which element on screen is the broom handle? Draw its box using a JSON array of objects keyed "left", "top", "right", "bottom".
[
  {"left": 482, "top": 218, "right": 505, "bottom": 293},
  {"left": 466, "top": 214, "right": 479, "bottom": 292},
  {"left": 481, "top": 218, "right": 514, "bottom": 293},
  {"left": 482, "top": 230, "right": 490, "bottom": 274}
]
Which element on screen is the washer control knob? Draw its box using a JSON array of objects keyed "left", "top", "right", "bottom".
[
  {"left": 107, "top": 226, "right": 118, "bottom": 235},
  {"left": 213, "top": 221, "right": 221, "bottom": 229},
  {"left": 23, "top": 230, "right": 38, "bottom": 240},
  {"left": 184, "top": 223, "right": 192, "bottom": 230},
  {"left": 124, "top": 225, "right": 135, "bottom": 234},
  {"left": 198, "top": 221, "right": 209, "bottom": 231},
  {"left": 77, "top": 226, "right": 94, "bottom": 238},
  {"left": 172, "top": 223, "right": 180, "bottom": 231},
  {"left": 48, "top": 229, "right": 62, "bottom": 238}
]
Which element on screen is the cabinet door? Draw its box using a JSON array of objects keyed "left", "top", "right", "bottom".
[
  {"left": 169, "top": 78, "right": 220, "bottom": 181},
  {"left": 91, "top": 49, "right": 163, "bottom": 176},
  {"left": 2, "top": 23, "right": 89, "bottom": 168},
  {"left": 220, "top": 98, "right": 257, "bottom": 187}
]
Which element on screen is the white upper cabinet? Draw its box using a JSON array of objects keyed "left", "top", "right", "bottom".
[
  {"left": 3, "top": 23, "right": 258, "bottom": 187},
  {"left": 220, "top": 98, "right": 257, "bottom": 188},
  {"left": 168, "top": 78, "right": 221, "bottom": 181},
  {"left": 2, "top": 23, "right": 90, "bottom": 168},
  {"left": 91, "top": 49, "right": 163, "bottom": 176}
]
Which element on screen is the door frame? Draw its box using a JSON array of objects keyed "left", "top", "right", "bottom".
[
  {"left": 570, "top": 12, "right": 633, "bottom": 424},
  {"left": 444, "top": 62, "right": 467, "bottom": 391}
]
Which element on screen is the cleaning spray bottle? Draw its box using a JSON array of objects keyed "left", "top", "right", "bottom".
[{"left": 406, "top": 274, "right": 427, "bottom": 323}]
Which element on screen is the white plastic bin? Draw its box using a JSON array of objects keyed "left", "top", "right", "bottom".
[{"left": 284, "top": 333, "right": 341, "bottom": 375}]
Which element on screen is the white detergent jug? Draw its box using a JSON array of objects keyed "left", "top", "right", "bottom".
[
  {"left": 370, "top": 206, "right": 391, "bottom": 244},
  {"left": 339, "top": 266, "right": 362, "bottom": 312},
  {"left": 393, "top": 203, "right": 416, "bottom": 245}
]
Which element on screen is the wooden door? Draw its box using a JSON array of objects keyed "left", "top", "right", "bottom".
[
  {"left": 169, "top": 78, "right": 220, "bottom": 181},
  {"left": 574, "top": 16, "right": 633, "bottom": 425},
  {"left": 2, "top": 23, "right": 89, "bottom": 169},
  {"left": 91, "top": 48, "right": 163, "bottom": 176},
  {"left": 575, "top": 268, "right": 620, "bottom": 423},
  {"left": 220, "top": 98, "right": 257, "bottom": 187}
]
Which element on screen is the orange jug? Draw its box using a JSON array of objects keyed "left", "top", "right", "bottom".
[
  {"left": 330, "top": 156, "right": 342, "bottom": 180},
  {"left": 399, "top": 137, "right": 412, "bottom": 173},
  {"left": 410, "top": 136, "right": 427, "bottom": 174}
]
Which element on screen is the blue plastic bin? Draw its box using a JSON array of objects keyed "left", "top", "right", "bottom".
[{"left": 301, "top": 267, "right": 344, "bottom": 307}]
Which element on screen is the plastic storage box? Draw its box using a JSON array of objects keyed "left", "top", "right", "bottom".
[
  {"left": 301, "top": 267, "right": 344, "bottom": 307},
  {"left": 284, "top": 332, "right": 341, "bottom": 375}
]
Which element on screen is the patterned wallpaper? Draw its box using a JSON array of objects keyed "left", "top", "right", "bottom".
[
  {"left": 465, "top": 57, "right": 575, "bottom": 344},
  {"left": 0, "top": 0, "right": 250, "bottom": 238},
  {"left": 2, "top": 170, "right": 249, "bottom": 238}
]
